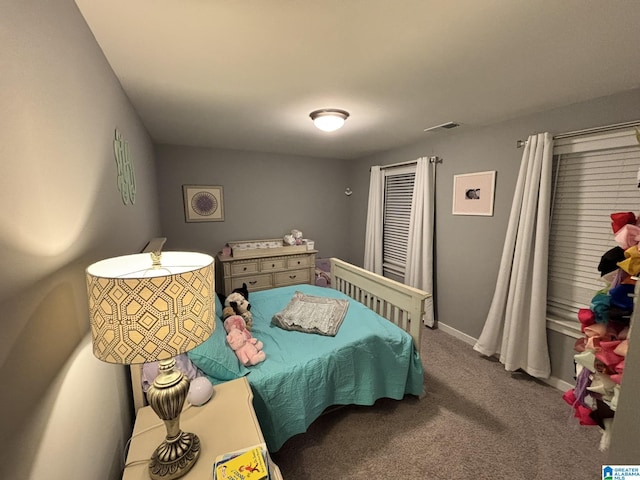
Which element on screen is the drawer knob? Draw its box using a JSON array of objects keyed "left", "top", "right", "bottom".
[
  {"left": 289, "top": 275, "right": 297, "bottom": 279},
  {"left": 249, "top": 281, "right": 257, "bottom": 285},
  {"left": 272, "top": 264, "right": 275, "bottom": 268},
  {"left": 243, "top": 267, "right": 247, "bottom": 271}
]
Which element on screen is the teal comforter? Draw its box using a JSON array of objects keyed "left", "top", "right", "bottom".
[{"left": 211, "top": 285, "right": 423, "bottom": 451}]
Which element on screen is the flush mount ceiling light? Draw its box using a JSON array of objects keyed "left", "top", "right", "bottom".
[{"left": 310, "top": 109, "right": 350, "bottom": 132}]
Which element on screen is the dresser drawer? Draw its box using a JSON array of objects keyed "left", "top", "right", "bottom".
[
  {"left": 230, "top": 261, "right": 259, "bottom": 276},
  {"left": 274, "top": 268, "right": 311, "bottom": 287},
  {"left": 287, "top": 255, "right": 313, "bottom": 269},
  {"left": 217, "top": 249, "right": 317, "bottom": 297},
  {"left": 231, "top": 274, "right": 272, "bottom": 292},
  {"left": 260, "top": 257, "right": 286, "bottom": 272}
]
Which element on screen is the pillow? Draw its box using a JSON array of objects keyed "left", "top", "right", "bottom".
[
  {"left": 272, "top": 291, "right": 348, "bottom": 336},
  {"left": 188, "top": 316, "right": 249, "bottom": 383},
  {"left": 215, "top": 293, "right": 224, "bottom": 319}
]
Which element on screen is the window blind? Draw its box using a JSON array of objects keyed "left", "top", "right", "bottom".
[
  {"left": 547, "top": 127, "right": 640, "bottom": 322},
  {"left": 382, "top": 166, "right": 416, "bottom": 280}
]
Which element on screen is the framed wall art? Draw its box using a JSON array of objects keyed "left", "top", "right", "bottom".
[
  {"left": 452, "top": 171, "right": 496, "bottom": 216},
  {"left": 183, "top": 185, "right": 225, "bottom": 222}
]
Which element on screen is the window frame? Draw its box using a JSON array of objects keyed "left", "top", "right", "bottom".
[
  {"left": 546, "top": 126, "right": 640, "bottom": 338},
  {"left": 382, "top": 164, "right": 416, "bottom": 282}
]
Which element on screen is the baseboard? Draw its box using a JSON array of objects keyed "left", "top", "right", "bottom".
[
  {"left": 436, "top": 321, "right": 477, "bottom": 346},
  {"left": 435, "top": 321, "right": 572, "bottom": 392},
  {"left": 543, "top": 376, "right": 573, "bottom": 392}
]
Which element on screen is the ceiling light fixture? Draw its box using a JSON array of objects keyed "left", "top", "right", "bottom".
[{"left": 310, "top": 109, "right": 350, "bottom": 132}]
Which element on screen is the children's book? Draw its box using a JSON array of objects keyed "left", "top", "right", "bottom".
[{"left": 213, "top": 443, "right": 270, "bottom": 480}]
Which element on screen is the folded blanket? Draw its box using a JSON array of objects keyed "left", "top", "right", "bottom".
[{"left": 271, "top": 291, "right": 348, "bottom": 336}]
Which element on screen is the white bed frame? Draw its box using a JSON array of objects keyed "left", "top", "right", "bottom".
[{"left": 130, "top": 257, "right": 430, "bottom": 413}]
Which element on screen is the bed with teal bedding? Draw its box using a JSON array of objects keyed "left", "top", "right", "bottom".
[
  {"left": 229, "top": 284, "right": 424, "bottom": 451},
  {"left": 130, "top": 258, "right": 429, "bottom": 452}
]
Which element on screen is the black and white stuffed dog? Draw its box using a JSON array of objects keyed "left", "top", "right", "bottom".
[{"left": 224, "top": 283, "right": 253, "bottom": 329}]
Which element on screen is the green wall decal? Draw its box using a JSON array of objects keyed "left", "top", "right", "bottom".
[{"left": 113, "top": 128, "right": 136, "bottom": 205}]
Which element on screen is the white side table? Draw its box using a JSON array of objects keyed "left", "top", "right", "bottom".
[{"left": 122, "top": 377, "right": 283, "bottom": 480}]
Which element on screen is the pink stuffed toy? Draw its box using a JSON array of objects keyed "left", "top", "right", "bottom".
[
  {"left": 224, "top": 315, "right": 251, "bottom": 338},
  {"left": 224, "top": 315, "right": 266, "bottom": 366},
  {"left": 226, "top": 329, "right": 266, "bottom": 366}
]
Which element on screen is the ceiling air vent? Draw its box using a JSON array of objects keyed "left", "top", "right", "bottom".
[{"left": 423, "top": 121, "right": 460, "bottom": 132}]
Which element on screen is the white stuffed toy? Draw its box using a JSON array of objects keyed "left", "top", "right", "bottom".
[
  {"left": 284, "top": 229, "right": 304, "bottom": 246},
  {"left": 224, "top": 283, "right": 253, "bottom": 329}
]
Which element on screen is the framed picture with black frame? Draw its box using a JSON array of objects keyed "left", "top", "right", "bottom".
[
  {"left": 183, "top": 185, "right": 225, "bottom": 222},
  {"left": 452, "top": 171, "right": 496, "bottom": 216}
]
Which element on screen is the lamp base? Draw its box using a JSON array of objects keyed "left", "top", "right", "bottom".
[
  {"left": 149, "top": 431, "right": 201, "bottom": 480},
  {"left": 146, "top": 358, "right": 201, "bottom": 480}
]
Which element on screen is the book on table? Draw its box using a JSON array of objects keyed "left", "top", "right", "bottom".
[{"left": 213, "top": 443, "right": 270, "bottom": 480}]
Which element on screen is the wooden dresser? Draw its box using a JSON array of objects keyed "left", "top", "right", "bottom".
[{"left": 217, "top": 249, "right": 317, "bottom": 296}]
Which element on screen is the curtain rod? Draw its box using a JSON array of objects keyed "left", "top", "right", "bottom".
[
  {"left": 553, "top": 120, "right": 640, "bottom": 140},
  {"left": 517, "top": 119, "right": 640, "bottom": 147},
  {"left": 377, "top": 156, "right": 442, "bottom": 170}
]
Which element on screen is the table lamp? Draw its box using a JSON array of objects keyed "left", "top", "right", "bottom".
[{"left": 86, "top": 250, "right": 215, "bottom": 480}]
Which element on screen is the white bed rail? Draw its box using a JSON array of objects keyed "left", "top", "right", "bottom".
[{"left": 330, "top": 258, "right": 430, "bottom": 350}]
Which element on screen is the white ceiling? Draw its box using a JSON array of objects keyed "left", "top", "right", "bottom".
[{"left": 75, "top": 0, "right": 640, "bottom": 160}]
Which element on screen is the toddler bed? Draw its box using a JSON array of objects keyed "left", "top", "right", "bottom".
[{"left": 130, "top": 258, "right": 429, "bottom": 451}]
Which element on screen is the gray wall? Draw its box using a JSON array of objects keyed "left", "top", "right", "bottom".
[
  {"left": 156, "top": 92, "right": 640, "bottom": 462},
  {"left": 155, "top": 145, "right": 352, "bottom": 260},
  {"left": 347, "top": 88, "right": 640, "bottom": 464},
  {"left": 1, "top": 1, "right": 160, "bottom": 479},
  {"left": 350, "top": 87, "right": 640, "bottom": 343},
  {"left": 5, "top": 1, "right": 638, "bottom": 473}
]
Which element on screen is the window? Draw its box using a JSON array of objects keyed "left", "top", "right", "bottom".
[
  {"left": 382, "top": 165, "right": 416, "bottom": 281},
  {"left": 547, "top": 126, "right": 640, "bottom": 326}
]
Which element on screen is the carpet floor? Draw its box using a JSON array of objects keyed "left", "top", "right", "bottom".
[{"left": 271, "top": 326, "right": 606, "bottom": 479}]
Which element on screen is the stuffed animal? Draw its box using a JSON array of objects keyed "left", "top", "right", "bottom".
[
  {"left": 224, "top": 283, "right": 253, "bottom": 329},
  {"left": 221, "top": 306, "right": 236, "bottom": 321},
  {"left": 226, "top": 329, "right": 265, "bottom": 366},
  {"left": 224, "top": 315, "right": 251, "bottom": 339},
  {"left": 224, "top": 315, "right": 265, "bottom": 366},
  {"left": 230, "top": 282, "right": 249, "bottom": 300}
]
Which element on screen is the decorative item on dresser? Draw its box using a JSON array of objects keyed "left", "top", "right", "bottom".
[{"left": 217, "top": 245, "right": 317, "bottom": 297}]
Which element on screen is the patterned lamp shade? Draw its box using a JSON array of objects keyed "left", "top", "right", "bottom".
[{"left": 86, "top": 251, "right": 215, "bottom": 364}]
